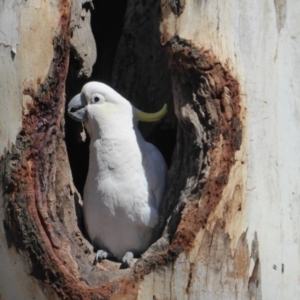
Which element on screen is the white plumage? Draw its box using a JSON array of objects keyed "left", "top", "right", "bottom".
[{"left": 68, "top": 82, "right": 167, "bottom": 266}]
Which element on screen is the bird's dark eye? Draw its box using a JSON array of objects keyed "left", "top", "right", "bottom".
[{"left": 94, "top": 96, "right": 100, "bottom": 102}]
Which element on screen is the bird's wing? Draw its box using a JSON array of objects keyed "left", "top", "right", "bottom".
[
  {"left": 139, "top": 141, "right": 167, "bottom": 228},
  {"left": 144, "top": 142, "right": 167, "bottom": 208}
]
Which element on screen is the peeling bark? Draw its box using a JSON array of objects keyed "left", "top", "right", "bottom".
[{"left": 70, "top": 0, "right": 96, "bottom": 78}]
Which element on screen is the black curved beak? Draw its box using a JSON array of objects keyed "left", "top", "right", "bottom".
[{"left": 68, "top": 94, "right": 87, "bottom": 122}]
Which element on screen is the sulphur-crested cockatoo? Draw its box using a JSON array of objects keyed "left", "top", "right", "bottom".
[{"left": 68, "top": 82, "right": 167, "bottom": 267}]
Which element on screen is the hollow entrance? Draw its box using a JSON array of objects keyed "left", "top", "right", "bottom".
[{"left": 65, "top": 0, "right": 177, "bottom": 237}]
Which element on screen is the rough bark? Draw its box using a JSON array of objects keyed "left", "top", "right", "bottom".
[{"left": 0, "top": 0, "right": 299, "bottom": 299}]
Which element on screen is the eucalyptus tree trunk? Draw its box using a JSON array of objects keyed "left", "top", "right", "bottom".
[{"left": 0, "top": 0, "right": 299, "bottom": 300}]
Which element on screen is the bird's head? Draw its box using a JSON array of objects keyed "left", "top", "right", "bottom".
[{"left": 68, "top": 82, "right": 167, "bottom": 137}]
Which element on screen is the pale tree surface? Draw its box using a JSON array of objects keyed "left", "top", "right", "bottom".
[
  {"left": 0, "top": 0, "right": 299, "bottom": 300},
  {"left": 0, "top": 0, "right": 62, "bottom": 299}
]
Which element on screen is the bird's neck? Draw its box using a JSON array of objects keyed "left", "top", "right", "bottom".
[{"left": 85, "top": 116, "right": 134, "bottom": 140}]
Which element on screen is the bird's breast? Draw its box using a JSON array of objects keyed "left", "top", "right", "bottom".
[
  {"left": 85, "top": 135, "right": 148, "bottom": 205},
  {"left": 89, "top": 136, "right": 143, "bottom": 176}
]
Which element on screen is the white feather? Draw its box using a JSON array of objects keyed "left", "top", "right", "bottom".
[{"left": 74, "top": 82, "right": 167, "bottom": 260}]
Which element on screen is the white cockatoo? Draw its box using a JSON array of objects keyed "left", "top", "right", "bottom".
[{"left": 68, "top": 82, "right": 167, "bottom": 267}]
